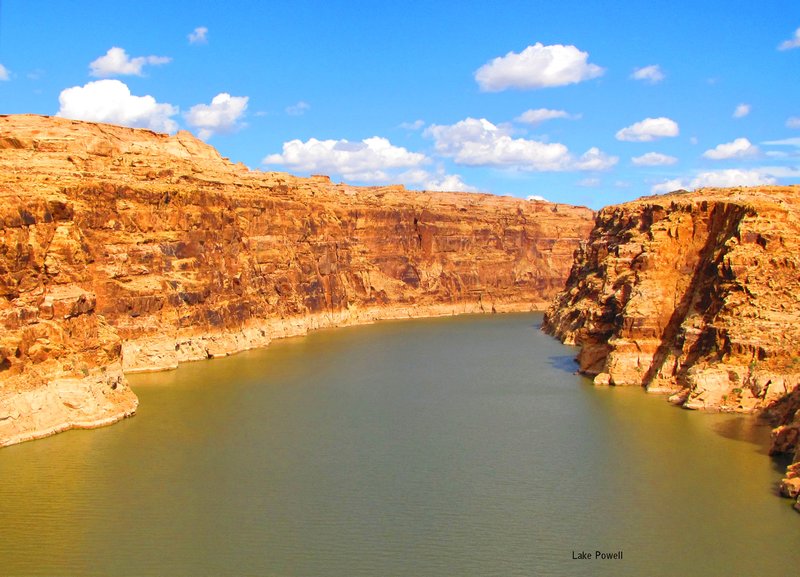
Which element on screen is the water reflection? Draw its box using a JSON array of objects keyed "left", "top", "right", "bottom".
[
  {"left": 546, "top": 354, "right": 581, "bottom": 374},
  {"left": 709, "top": 415, "right": 773, "bottom": 448}
]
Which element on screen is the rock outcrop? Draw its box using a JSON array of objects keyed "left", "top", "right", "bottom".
[
  {"left": 543, "top": 186, "right": 800, "bottom": 511},
  {"left": 0, "top": 114, "right": 594, "bottom": 446}
]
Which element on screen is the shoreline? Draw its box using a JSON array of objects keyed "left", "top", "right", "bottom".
[{"left": 0, "top": 300, "right": 542, "bottom": 449}]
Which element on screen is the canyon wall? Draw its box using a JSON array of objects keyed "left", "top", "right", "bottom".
[
  {"left": 0, "top": 114, "right": 594, "bottom": 446},
  {"left": 543, "top": 187, "right": 800, "bottom": 511}
]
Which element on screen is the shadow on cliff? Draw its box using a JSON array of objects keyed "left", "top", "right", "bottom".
[{"left": 641, "top": 203, "right": 748, "bottom": 388}]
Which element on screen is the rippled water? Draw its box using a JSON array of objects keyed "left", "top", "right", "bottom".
[{"left": 0, "top": 313, "right": 797, "bottom": 576}]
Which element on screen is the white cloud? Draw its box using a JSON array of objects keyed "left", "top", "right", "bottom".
[
  {"left": 778, "top": 27, "right": 800, "bottom": 50},
  {"left": 189, "top": 27, "right": 208, "bottom": 44},
  {"left": 474, "top": 43, "right": 604, "bottom": 91},
  {"left": 89, "top": 47, "right": 171, "bottom": 77},
  {"left": 263, "top": 136, "right": 427, "bottom": 181},
  {"left": 526, "top": 195, "right": 549, "bottom": 202},
  {"left": 184, "top": 93, "right": 248, "bottom": 140},
  {"left": 615, "top": 117, "right": 679, "bottom": 142},
  {"left": 399, "top": 119, "right": 425, "bottom": 130},
  {"left": 0, "top": 64, "right": 9, "bottom": 81},
  {"left": 631, "top": 152, "right": 678, "bottom": 166},
  {"left": 733, "top": 103, "right": 751, "bottom": 118},
  {"left": 574, "top": 147, "right": 618, "bottom": 171},
  {"left": 285, "top": 101, "right": 310, "bottom": 116},
  {"left": 762, "top": 137, "right": 800, "bottom": 147},
  {"left": 755, "top": 166, "right": 800, "bottom": 178},
  {"left": 422, "top": 174, "right": 475, "bottom": 192},
  {"left": 425, "top": 117, "right": 616, "bottom": 171},
  {"left": 702, "top": 137, "right": 758, "bottom": 160},
  {"left": 515, "top": 108, "right": 579, "bottom": 125},
  {"left": 691, "top": 169, "right": 777, "bottom": 188},
  {"left": 787, "top": 117, "right": 800, "bottom": 129},
  {"left": 631, "top": 65, "right": 664, "bottom": 84},
  {"left": 651, "top": 178, "right": 688, "bottom": 195},
  {"left": 652, "top": 169, "right": 778, "bottom": 194},
  {"left": 56, "top": 79, "right": 178, "bottom": 132},
  {"left": 426, "top": 118, "right": 513, "bottom": 157},
  {"left": 398, "top": 169, "right": 477, "bottom": 192}
]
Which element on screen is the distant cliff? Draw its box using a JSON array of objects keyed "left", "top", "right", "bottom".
[
  {"left": 543, "top": 187, "right": 800, "bottom": 511},
  {"left": 0, "top": 114, "right": 594, "bottom": 446}
]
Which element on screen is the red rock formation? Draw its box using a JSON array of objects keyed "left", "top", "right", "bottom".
[
  {"left": 0, "top": 114, "right": 594, "bottom": 446},
  {"left": 543, "top": 187, "right": 800, "bottom": 511}
]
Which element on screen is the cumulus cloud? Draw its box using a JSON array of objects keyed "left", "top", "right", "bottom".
[
  {"left": 515, "top": 108, "right": 579, "bottom": 125},
  {"left": 425, "top": 117, "right": 617, "bottom": 171},
  {"left": 631, "top": 152, "right": 678, "bottom": 166},
  {"left": 263, "top": 136, "right": 427, "bottom": 182},
  {"left": 189, "top": 27, "right": 208, "bottom": 44},
  {"left": 527, "top": 194, "right": 549, "bottom": 202},
  {"left": 89, "top": 47, "right": 171, "bottom": 77},
  {"left": 733, "top": 103, "right": 751, "bottom": 118},
  {"left": 0, "top": 64, "right": 9, "bottom": 81},
  {"left": 702, "top": 137, "right": 758, "bottom": 160},
  {"left": 57, "top": 79, "right": 178, "bottom": 132},
  {"left": 615, "top": 117, "right": 679, "bottom": 142},
  {"left": 690, "top": 169, "right": 775, "bottom": 187},
  {"left": 420, "top": 173, "right": 476, "bottom": 192},
  {"left": 631, "top": 65, "right": 664, "bottom": 84},
  {"left": 398, "top": 169, "right": 477, "bottom": 192},
  {"left": 575, "top": 147, "right": 619, "bottom": 171},
  {"left": 474, "top": 43, "right": 604, "bottom": 91},
  {"left": 652, "top": 169, "right": 778, "bottom": 194},
  {"left": 787, "top": 117, "right": 800, "bottom": 129},
  {"left": 184, "top": 93, "right": 248, "bottom": 140},
  {"left": 426, "top": 118, "right": 514, "bottom": 158},
  {"left": 285, "top": 101, "right": 310, "bottom": 116},
  {"left": 651, "top": 178, "right": 688, "bottom": 195},
  {"left": 778, "top": 27, "right": 800, "bottom": 50}
]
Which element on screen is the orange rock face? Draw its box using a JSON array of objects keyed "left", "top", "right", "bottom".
[
  {"left": 543, "top": 187, "right": 800, "bottom": 511},
  {"left": 0, "top": 114, "right": 594, "bottom": 446}
]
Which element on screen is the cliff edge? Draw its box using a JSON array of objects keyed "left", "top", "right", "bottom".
[
  {"left": 0, "top": 114, "right": 594, "bottom": 446},
  {"left": 542, "top": 186, "right": 800, "bottom": 511}
]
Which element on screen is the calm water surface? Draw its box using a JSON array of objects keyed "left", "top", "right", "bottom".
[{"left": 1, "top": 313, "right": 797, "bottom": 576}]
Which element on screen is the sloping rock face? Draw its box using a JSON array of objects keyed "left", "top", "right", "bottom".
[
  {"left": 543, "top": 187, "right": 800, "bottom": 511},
  {"left": 0, "top": 114, "right": 594, "bottom": 446}
]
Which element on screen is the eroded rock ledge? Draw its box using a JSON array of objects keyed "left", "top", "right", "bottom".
[
  {"left": 0, "top": 114, "right": 594, "bottom": 447},
  {"left": 542, "top": 186, "right": 800, "bottom": 511}
]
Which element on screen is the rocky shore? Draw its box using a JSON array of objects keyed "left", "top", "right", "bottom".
[
  {"left": 0, "top": 114, "right": 594, "bottom": 447},
  {"left": 543, "top": 186, "right": 800, "bottom": 511}
]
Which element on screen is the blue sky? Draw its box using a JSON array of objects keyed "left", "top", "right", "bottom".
[{"left": 1, "top": 0, "right": 798, "bottom": 208}]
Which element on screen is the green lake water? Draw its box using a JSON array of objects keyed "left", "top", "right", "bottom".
[{"left": 0, "top": 313, "right": 797, "bottom": 576}]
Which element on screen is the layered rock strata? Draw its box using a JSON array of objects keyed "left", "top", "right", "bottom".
[
  {"left": 0, "top": 114, "right": 594, "bottom": 446},
  {"left": 543, "top": 186, "right": 800, "bottom": 511}
]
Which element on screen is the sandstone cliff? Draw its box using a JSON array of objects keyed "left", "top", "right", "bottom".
[
  {"left": 0, "top": 114, "right": 594, "bottom": 446},
  {"left": 542, "top": 186, "right": 800, "bottom": 511}
]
